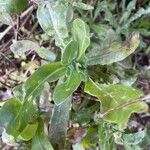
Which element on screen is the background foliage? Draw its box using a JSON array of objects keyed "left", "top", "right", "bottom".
[{"left": 0, "top": 0, "right": 150, "bottom": 149}]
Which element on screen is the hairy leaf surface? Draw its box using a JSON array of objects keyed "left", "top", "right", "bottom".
[
  {"left": 85, "top": 78, "right": 148, "bottom": 129},
  {"left": 87, "top": 33, "right": 140, "bottom": 65}
]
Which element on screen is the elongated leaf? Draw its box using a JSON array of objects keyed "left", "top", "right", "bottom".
[
  {"left": 84, "top": 78, "right": 107, "bottom": 99},
  {"left": 46, "top": 1, "right": 69, "bottom": 48},
  {"left": 97, "top": 1, "right": 117, "bottom": 28},
  {"left": 37, "top": 5, "right": 54, "bottom": 36},
  {"left": 19, "top": 122, "right": 38, "bottom": 141},
  {"left": 123, "top": 128, "right": 150, "bottom": 149},
  {"left": 0, "top": 99, "right": 21, "bottom": 128},
  {"left": 73, "top": 18, "right": 90, "bottom": 59},
  {"left": 102, "top": 85, "right": 148, "bottom": 129},
  {"left": 119, "top": 0, "right": 137, "bottom": 24},
  {"left": 53, "top": 70, "right": 81, "bottom": 105},
  {"left": 61, "top": 40, "right": 78, "bottom": 65},
  {"left": 87, "top": 32, "right": 140, "bottom": 65},
  {"left": 10, "top": 40, "right": 56, "bottom": 61},
  {"left": 49, "top": 96, "right": 71, "bottom": 147},
  {"left": 32, "top": 120, "right": 54, "bottom": 150},
  {"left": 126, "top": 7, "right": 150, "bottom": 28},
  {"left": 85, "top": 78, "right": 148, "bottom": 129},
  {"left": 115, "top": 128, "right": 150, "bottom": 150},
  {"left": 13, "top": 84, "right": 24, "bottom": 100},
  {"left": 0, "top": 0, "right": 28, "bottom": 14},
  {"left": 98, "top": 121, "right": 116, "bottom": 150},
  {"left": 23, "top": 62, "right": 66, "bottom": 100},
  {"left": 6, "top": 98, "right": 38, "bottom": 137},
  {"left": 72, "top": 143, "right": 84, "bottom": 150},
  {"left": 73, "top": 2, "right": 93, "bottom": 10}
]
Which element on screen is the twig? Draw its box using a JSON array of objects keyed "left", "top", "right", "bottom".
[
  {"left": 0, "top": 51, "right": 17, "bottom": 68},
  {"left": 0, "top": 5, "right": 34, "bottom": 41},
  {"left": 14, "top": 15, "right": 20, "bottom": 40},
  {"left": 0, "top": 79, "right": 12, "bottom": 88},
  {"left": 96, "top": 94, "right": 150, "bottom": 118}
]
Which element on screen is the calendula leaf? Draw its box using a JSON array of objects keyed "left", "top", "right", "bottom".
[
  {"left": 123, "top": 128, "right": 150, "bottom": 149},
  {"left": 98, "top": 121, "right": 116, "bottom": 150},
  {"left": 85, "top": 78, "right": 148, "bottom": 129},
  {"left": 61, "top": 40, "right": 78, "bottom": 65},
  {"left": 0, "top": 99, "right": 21, "bottom": 128},
  {"left": 87, "top": 32, "right": 140, "bottom": 65},
  {"left": 32, "top": 120, "right": 54, "bottom": 150},
  {"left": 126, "top": 7, "right": 150, "bottom": 28},
  {"left": 10, "top": 40, "right": 56, "bottom": 61},
  {"left": 49, "top": 96, "right": 71, "bottom": 148},
  {"left": 37, "top": 5, "right": 54, "bottom": 36},
  {"left": 23, "top": 62, "right": 66, "bottom": 100},
  {"left": 13, "top": 84, "right": 24, "bottom": 100},
  {"left": 72, "top": 143, "right": 84, "bottom": 150},
  {"left": 0, "top": 99, "right": 38, "bottom": 139},
  {"left": 72, "top": 2, "right": 94, "bottom": 10},
  {"left": 115, "top": 128, "right": 150, "bottom": 150},
  {"left": 53, "top": 70, "right": 81, "bottom": 105},
  {"left": 19, "top": 122, "right": 38, "bottom": 141},
  {"left": 45, "top": 1, "right": 69, "bottom": 48},
  {"left": 0, "top": 0, "right": 28, "bottom": 14},
  {"left": 6, "top": 98, "right": 38, "bottom": 137},
  {"left": 73, "top": 18, "right": 90, "bottom": 60},
  {"left": 119, "top": 0, "right": 137, "bottom": 24},
  {"left": 102, "top": 85, "right": 148, "bottom": 129}
]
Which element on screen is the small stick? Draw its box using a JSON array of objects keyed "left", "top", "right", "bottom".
[
  {"left": 0, "top": 6, "right": 34, "bottom": 41},
  {"left": 0, "top": 79, "right": 12, "bottom": 88}
]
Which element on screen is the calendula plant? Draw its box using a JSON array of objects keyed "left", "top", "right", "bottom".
[{"left": 0, "top": 0, "right": 150, "bottom": 149}]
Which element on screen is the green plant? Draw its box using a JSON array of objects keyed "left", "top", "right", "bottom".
[{"left": 0, "top": 0, "right": 150, "bottom": 149}]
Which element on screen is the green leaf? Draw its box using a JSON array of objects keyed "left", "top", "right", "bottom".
[
  {"left": 6, "top": 98, "right": 38, "bottom": 137},
  {"left": 32, "top": 120, "right": 54, "bottom": 150},
  {"left": 123, "top": 128, "right": 150, "bottom": 149},
  {"left": 61, "top": 40, "right": 78, "bottom": 65},
  {"left": 102, "top": 85, "right": 148, "bottom": 129},
  {"left": 98, "top": 1, "right": 117, "bottom": 28},
  {"left": 49, "top": 96, "right": 71, "bottom": 147},
  {"left": 0, "top": 0, "right": 28, "bottom": 14},
  {"left": 82, "top": 127, "right": 99, "bottom": 148},
  {"left": 84, "top": 78, "right": 107, "bottom": 99},
  {"left": 85, "top": 78, "right": 148, "bottom": 129},
  {"left": 13, "top": 84, "right": 24, "bottom": 100},
  {"left": 91, "top": 24, "right": 111, "bottom": 39},
  {"left": 73, "top": 18, "right": 90, "bottom": 60},
  {"left": 115, "top": 128, "right": 150, "bottom": 150},
  {"left": 38, "top": 47, "right": 56, "bottom": 61},
  {"left": 87, "top": 32, "right": 140, "bottom": 65},
  {"left": 72, "top": 2, "right": 94, "bottom": 10},
  {"left": 19, "top": 122, "right": 38, "bottom": 141},
  {"left": 46, "top": 1, "right": 69, "bottom": 48},
  {"left": 37, "top": 5, "right": 54, "bottom": 36},
  {"left": 125, "top": 7, "right": 150, "bottom": 29},
  {"left": 23, "top": 62, "right": 66, "bottom": 100},
  {"left": 53, "top": 70, "right": 81, "bottom": 105},
  {"left": 6, "top": 63, "right": 66, "bottom": 137},
  {"left": 98, "top": 121, "right": 116, "bottom": 150},
  {"left": 119, "top": 0, "right": 137, "bottom": 24},
  {"left": 72, "top": 143, "right": 84, "bottom": 150},
  {"left": 0, "top": 12, "right": 13, "bottom": 25},
  {"left": 0, "top": 99, "right": 21, "bottom": 128},
  {"left": 10, "top": 40, "right": 56, "bottom": 61}
]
